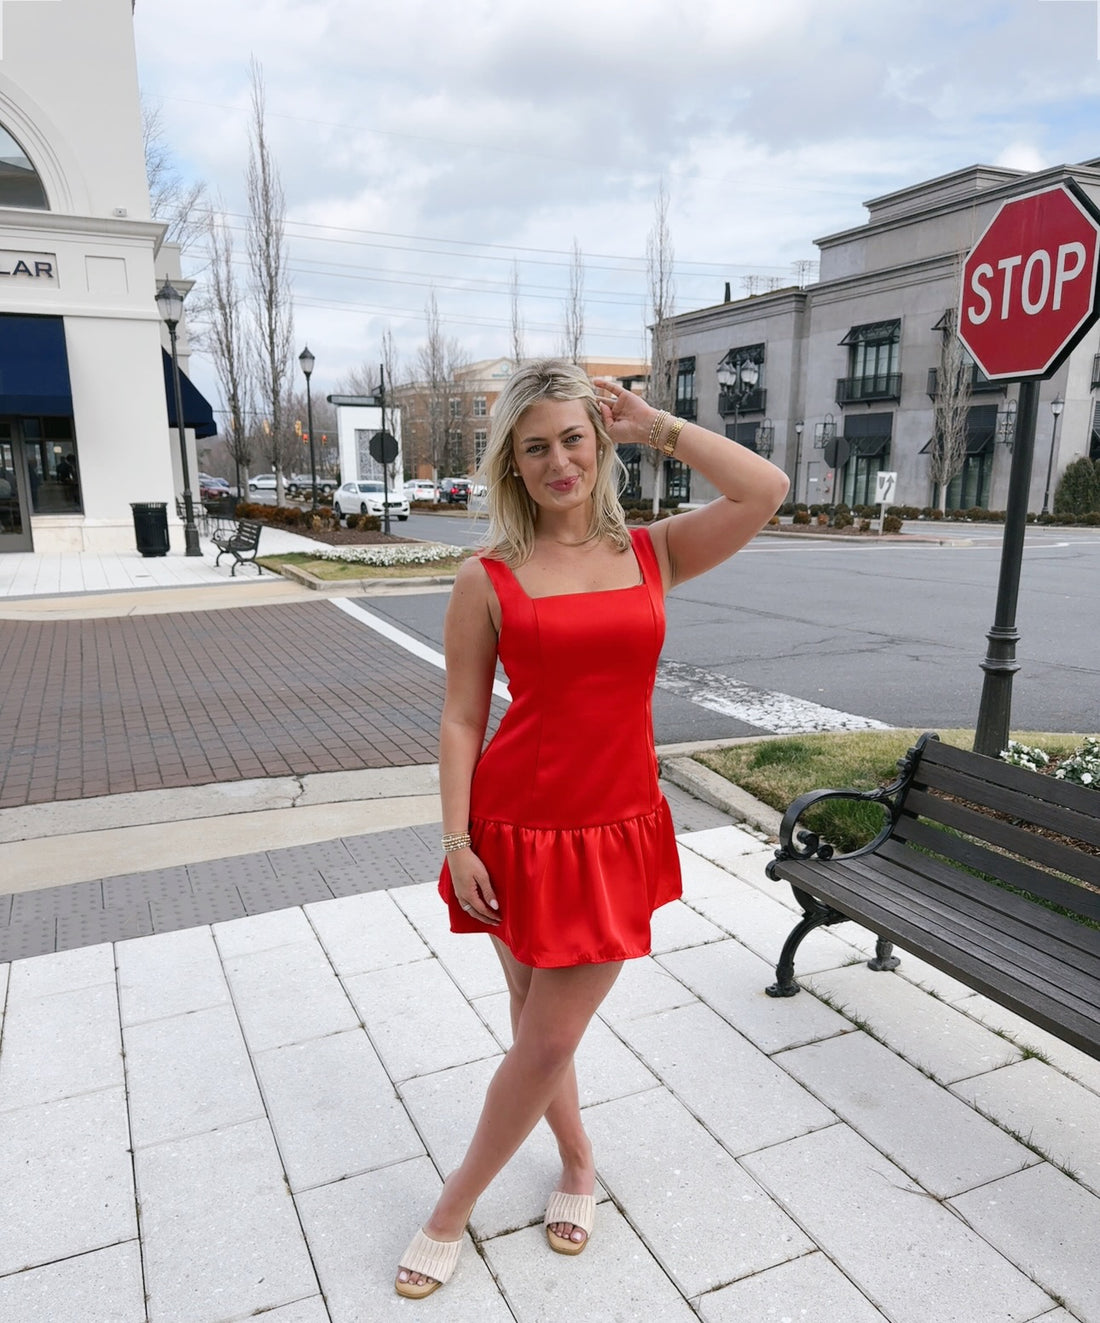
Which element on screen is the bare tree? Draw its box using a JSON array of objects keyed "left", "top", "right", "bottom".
[
  {"left": 646, "top": 183, "right": 677, "bottom": 515},
  {"left": 245, "top": 60, "right": 295, "bottom": 502},
  {"left": 510, "top": 260, "right": 526, "bottom": 368},
  {"left": 143, "top": 100, "right": 207, "bottom": 252},
  {"left": 201, "top": 202, "right": 253, "bottom": 494},
  {"left": 412, "top": 292, "right": 469, "bottom": 476},
  {"left": 561, "top": 238, "right": 585, "bottom": 363},
  {"left": 929, "top": 306, "right": 972, "bottom": 512}
]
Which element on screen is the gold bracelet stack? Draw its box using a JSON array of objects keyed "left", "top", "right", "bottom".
[
  {"left": 441, "top": 831, "right": 472, "bottom": 854},
  {"left": 647, "top": 411, "right": 686, "bottom": 458}
]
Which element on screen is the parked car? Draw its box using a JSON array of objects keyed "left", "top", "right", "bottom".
[
  {"left": 247, "top": 473, "right": 278, "bottom": 492},
  {"left": 333, "top": 481, "right": 410, "bottom": 523},
  {"left": 404, "top": 479, "right": 439, "bottom": 503},
  {"left": 439, "top": 477, "right": 471, "bottom": 504},
  {"left": 286, "top": 473, "right": 335, "bottom": 499}
]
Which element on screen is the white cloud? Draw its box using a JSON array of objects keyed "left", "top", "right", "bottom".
[{"left": 132, "top": 0, "right": 1100, "bottom": 400}]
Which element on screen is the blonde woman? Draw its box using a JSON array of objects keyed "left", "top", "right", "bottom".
[{"left": 396, "top": 359, "right": 788, "bottom": 1297}]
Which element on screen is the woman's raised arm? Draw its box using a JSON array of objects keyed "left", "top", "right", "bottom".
[{"left": 595, "top": 380, "right": 789, "bottom": 591}]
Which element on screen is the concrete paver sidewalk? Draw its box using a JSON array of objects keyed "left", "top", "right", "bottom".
[{"left": 1, "top": 823, "right": 1096, "bottom": 1323}]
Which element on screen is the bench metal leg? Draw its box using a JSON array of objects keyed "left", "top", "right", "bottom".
[
  {"left": 867, "top": 938, "right": 901, "bottom": 972},
  {"left": 766, "top": 886, "right": 851, "bottom": 998}
]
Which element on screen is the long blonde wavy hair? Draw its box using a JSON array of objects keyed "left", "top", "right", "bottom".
[{"left": 478, "top": 359, "right": 630, "bottom": 567}]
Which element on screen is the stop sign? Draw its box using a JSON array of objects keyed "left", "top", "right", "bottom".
[{"left": 958, "top": 183, "right": 1100, "bottom": 380}]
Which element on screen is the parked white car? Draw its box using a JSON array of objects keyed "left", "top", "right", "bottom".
[
  {"left": 333, "top": 481, "right": 410, "bottom": 522},
  {"left": 247, "top": 473, "right": 277, "bottom": 492},
  {"left": 404, "top": 479, "right": 439, "bottom": 503}
]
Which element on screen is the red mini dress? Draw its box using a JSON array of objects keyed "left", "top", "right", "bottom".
[{"left": 438, "top": 526, "right": 682, "bottom": 967}]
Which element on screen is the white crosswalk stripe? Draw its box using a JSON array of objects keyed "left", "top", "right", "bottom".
[{"left": 656, "top": 660, "right": 892, "bottom": 735}]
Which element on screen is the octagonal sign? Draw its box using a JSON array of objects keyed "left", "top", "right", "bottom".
[{"left": 958, "top": 182, "right": 1100, "bottom": 380}]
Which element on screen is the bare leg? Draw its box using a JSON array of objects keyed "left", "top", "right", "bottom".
[
  {"left": 397, "top": 952, "right": 622, "bottom": 1288},
  {"left": 493, "top": 938, "right": 594, "bottom": 1248}
]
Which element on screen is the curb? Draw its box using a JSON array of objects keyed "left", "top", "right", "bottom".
[
  {"left": 660, "top": 755, "right": 782, "bottom": 839},
  {"left": 270, "top": 561, "right": 459, "bottom": 593}
]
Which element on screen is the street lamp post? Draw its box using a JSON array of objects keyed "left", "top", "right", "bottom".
[
  {"left": 155, "top": 279, "right": 201, "bottom": 557},
  {"left": 298, "top": 346, "right": 319, "bottom": 513},
  {"left": 1040, "top": 395, "right": 1064, "bottom": 516},
  {"left": 792, "top": 420, "right": 804, "bottom": 500}
]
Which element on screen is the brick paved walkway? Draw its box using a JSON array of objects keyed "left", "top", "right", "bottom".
[{"left": 0, "top": 599, "right": 498, "bottom": 809}]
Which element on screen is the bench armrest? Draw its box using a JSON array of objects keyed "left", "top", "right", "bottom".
[{"left": 765, "top": 732, "right": 938, "bottom": 879}]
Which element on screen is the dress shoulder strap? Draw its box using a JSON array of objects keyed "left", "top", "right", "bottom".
[
  {"left": 477, "top": 554, "right": 523, "bottom": 606},
  {"left": 630, "top": 525, "right": 661, "bottom": 583}
]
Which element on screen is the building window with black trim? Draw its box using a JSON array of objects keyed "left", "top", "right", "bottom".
[
  {"left": 838, "top": 320, "right": 901, "bottom": 403},
  {"left": 920, "top": 403, "right": 997, "bottom": 509},
  {"left": 675, "top": 357, "right": 696, "bottom": 420},
  {"left": 840, "top": 412, "right": 892, "bottom": 505},
  {"left": 664, "top": 457, "right": 690, "bottom": 502},
  {"left": 474, "top": 430, "right": 488, "bottom": 467},
  {"left": 0, "top": 124, "right": 49, "bottom": 209},
  {"left": 619, "top": 446, "right": 642, "bottom": 500}
]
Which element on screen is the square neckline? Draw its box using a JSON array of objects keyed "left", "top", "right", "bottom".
[{"left": 504, "top": 541, "right": 646, "bottom": 603}]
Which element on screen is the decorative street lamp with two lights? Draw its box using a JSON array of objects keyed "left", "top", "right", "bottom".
[{"left": 716, "top": 352, "right": 760, "bottom": 447}]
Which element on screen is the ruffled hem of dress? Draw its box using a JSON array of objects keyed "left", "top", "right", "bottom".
[{"left": 438, "top": 800, "right": 682, "bottom": 968}]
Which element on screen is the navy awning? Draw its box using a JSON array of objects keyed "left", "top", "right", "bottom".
[
  {"left": 0, "top": 314, "right": 73, "bottom": 415},
  {"left": 162, "top": 349, "right": 217, "bottom": 439}
]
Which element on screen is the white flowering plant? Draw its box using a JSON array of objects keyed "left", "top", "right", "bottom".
[
  {"left": 999, "top": 740, "right": 1050, "bottom": 772},
  {"left": 311, "top": 543, "right": 467, "bottom": 568},
  {"left": 1000, "top": 737, "right": 1100, "bottom": 790},
  {"left": 1050, "top": 736, "right": 1100, "bottom": 789}
]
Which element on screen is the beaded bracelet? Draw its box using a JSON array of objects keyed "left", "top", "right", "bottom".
[
  {"left": 441, "top": 831, "right": 472, "bottom": 853},
  {"left": 648, "top": 410, "right": 669, "bottom": 450}
]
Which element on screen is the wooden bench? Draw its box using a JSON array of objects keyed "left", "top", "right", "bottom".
[
  {"left": 212, "top": 518, "right": 263, "bottom": 575},
  {"left": 765, "top": 732, "right": 1100, "bottom": 1061}
]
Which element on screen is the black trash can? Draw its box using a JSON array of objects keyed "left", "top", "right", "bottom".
[{"left": 131, "top": 502, "right": 170, "bottom": 557}]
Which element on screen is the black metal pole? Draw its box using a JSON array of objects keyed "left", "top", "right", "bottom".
[
  {"left": 973, "top": 377, "right": 1039, "bottom": 757},
  {"left": 304, "top": 372, "right": 318, "bottom": 514},
  {"left": 167, "top": 321, "right": 201, "bottom": 557},
  {"left": 379, "top": 363, "right": 391, "bottom": 536}
]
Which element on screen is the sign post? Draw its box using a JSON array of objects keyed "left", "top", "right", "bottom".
[
  {"left": 957, "top": 182, "right": 1100, "bottom": 756},
  {"left": 874, "top": 470, "right": 897, "bottom": 533}
]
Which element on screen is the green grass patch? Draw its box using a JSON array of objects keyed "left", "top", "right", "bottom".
[
  {"left": 697, "top": 728, "right": 1081, "bottom": 853},
  {"left": 260, "top": 552, "right": 467, "bottom": 581}
]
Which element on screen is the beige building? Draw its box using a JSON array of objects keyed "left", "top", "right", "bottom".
[
  {"left": 0, "top": 0, "right": 213, "bottom": 556},
  {"left": 666, "top": 161, "right": 1100, "bottom": 512}
]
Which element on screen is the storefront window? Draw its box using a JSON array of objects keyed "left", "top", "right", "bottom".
[
  {"left": 24, "top": 417, "right": 82, "bottom": 513},
  {"left": 0, "top": 125, "right": 48, "bottom": 209}
]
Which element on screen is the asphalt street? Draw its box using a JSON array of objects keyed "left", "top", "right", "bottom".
[{"left": 382, "top": 513, "right": 1100, "bottom": 738}]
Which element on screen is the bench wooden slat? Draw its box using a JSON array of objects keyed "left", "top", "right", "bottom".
[
  {"left": 841, "top": 850, "right": 1100, "bottom": 989},
  {"left": 896, "top": 785, "right": 1100, "bottom": 897},
  {"left": 774, "top": 856, "right": 1100, "bottom": 1058},
  {"left": 920, "top": 737, "right": 1100, "bottom": 815},
  {"left": 913, "top": 743, "right": 1100, "bottom": 849},
  {"left": 891, "top": 811, "right": 1100, "bottom": 925}
]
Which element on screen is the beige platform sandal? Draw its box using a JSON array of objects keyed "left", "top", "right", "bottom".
[
  {"left": 394, "top": 1226, "right": 465, "bottom": 1299},
  {"left": 544, "top": 1190, "right": 596, "bottom": 1255}
]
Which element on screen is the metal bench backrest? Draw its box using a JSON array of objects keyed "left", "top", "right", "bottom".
[
  {"left": 232, "top": 519, "right": 262, "bottom": 548},
  {"left": 889, "top": 738, "right": 1100, "bottom": 926}
]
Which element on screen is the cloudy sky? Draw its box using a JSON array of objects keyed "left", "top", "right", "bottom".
[{"left": 133, "top": 0, "right": 1100, "bottom": 402}]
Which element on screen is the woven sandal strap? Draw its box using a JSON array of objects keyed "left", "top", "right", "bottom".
[
  {"left": 398, "top": 1227, "right": 464, "bottom": 1283},
  {"left": 544, "top": 1191, "right": 595, "bottom": 1233}
]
